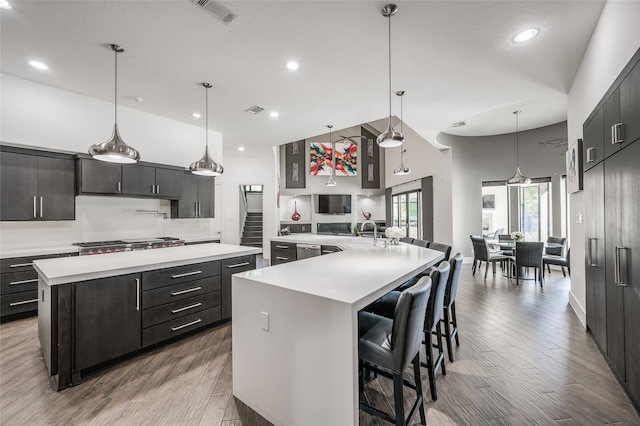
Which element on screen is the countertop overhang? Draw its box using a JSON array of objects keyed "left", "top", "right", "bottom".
[
  {"left": 34, "top": 243, "right": 261, "bottom": 286},
  {"left": 239, "top": 235, "right": 444, "bottom": 309}
]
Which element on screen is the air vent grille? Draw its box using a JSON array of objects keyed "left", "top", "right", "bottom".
[
  {"left": 191, "top": 0, "right": 237, "bottom": 25},
  {"left": 245, "top": 105, "right": 265, "bottom": 115},
  {"left": 450, "top": 121, "right": 466, "bottom": 128}
]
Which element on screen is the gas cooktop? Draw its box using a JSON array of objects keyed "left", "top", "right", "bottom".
[{"left": 73, "top": 237, "right": 184, "bottom": 255}]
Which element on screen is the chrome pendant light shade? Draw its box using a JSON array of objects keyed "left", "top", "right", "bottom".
[
  {"left": 393, "top": 91, "right": 411, "bottom": 175},
  {"left": 325, "top": 125, "right": 337, "bottom": 186},
  {"left": 189, "top": 83, "right": 224, "bottom": 176},
  {"left": 377, "top": 4, "right": 404, "bottom": 148},
  {"left": 89, "top": 44, "right": 140, "bottom": 164},
  {"left": 505, "top": 110, "right": 531, "bottom": 186}
]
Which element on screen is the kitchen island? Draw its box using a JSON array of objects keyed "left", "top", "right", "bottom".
[
  {"left": 34, "top": 243, "right": 260, "bottom": 391},
  {"left": 232, "top": 235, "right": 444, "bottom": 426}
]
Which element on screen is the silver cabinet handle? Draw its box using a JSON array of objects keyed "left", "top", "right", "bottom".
[
  {"left": 10, "top": 299, "right": 38, "bottom": 307},
  {"left": 171, "top": 286, "right": 202, "bottom": 296},
  {"left": 587, "top": 238, "right": 597, "bottom": 267},
  {"left": 33, "top": 196, "right": 37, "bottom": 218},
  {"left": 136, "top": 278, "right": 140, "bottom": 311},
  {"left": 171, "top": 318, "right": 201, "bottom": 331},
  {"left": 611, "top": 123, "right": 624, "bottom": 144},
  {"left": 171, "top": 270, "right": 202, "bottom": 279},
  {"left": 198, "top": 202, "right": 201, "bottom": 217},
  {"left": 615, "top": 246, "right": 629, "bottom": 287},
  {"left": 171, "top": 302, "right": 202, "bottom": 314},
  {"left": 40, "top": 197, "right": 43, "bottom": 218},
  {"left": 586, "top": 147, "right": 595, "bottom": 163},
  {"left": 10, "top": 262, "right": 33, "bottom": 268},
  {"left": 226, "top": 262, "right": 250, "bottom": 269},
  {"left": 276, "top": 257, "right": 289, "bottom": 261},
  {"left": 117, "top": 181, "right": 121, "bottom": 192},
  {"left": 275, "top": 245, "right": 290, "bottom": 249},
  {"left": 9, "top": 278, "right": 39, "bottom": 286},
  {"left": 156, "top": 184, "right": 160, "bottom": 194},
  {"left": 151, "top": 184, "right": 155, "bottom": 194}
]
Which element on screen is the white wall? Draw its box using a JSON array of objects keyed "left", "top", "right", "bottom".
[
  {"left": 222, "top": 154, "right": 277, "bottom": 259},
  {"left": 0, "top": 74, "right": 223, "bottom": 247},
  {"left": 566, "top": 1, "right": 640, "bottom": 327},
  {"left": 246, "top": 193, "right": 262, "bottom": 212}
]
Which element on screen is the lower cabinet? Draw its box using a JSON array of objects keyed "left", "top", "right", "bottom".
[
  {"left": 41, "top": 254, "right": 256, "bottom": 391},
  {"left": 74, "top": 274, "right": 142, "bottom": 371},
  {"left": 221, "top": 255, "right": 256, "bottom": 320},
  {"left": 271, "top": 241, "right": 296, "bottom": 265}
]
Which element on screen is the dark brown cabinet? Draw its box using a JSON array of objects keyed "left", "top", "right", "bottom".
[
  {"left": 170, "top": 172, "right": 215, "bottom": 218},
  {"left": 321, "top": 245, "right": 342, "bottom": 255},
  {"left": 74, "top": 273, "right": 142, "bottom": 371},
  {"left": 221, "top": 255, "right": 256, "bottom": 320},
  {"left": 582, "top": 107, "right": 604, "bottom": 172},
  {"left": 1, "top": 148, "right": 75, "bottom": 221},
  {"left": 77, "top": 158, "right": 122, "bottom": 194},
  {"left": 270, "top": 241, "right": 296, "bottom": 265},
  {"left": 122, "top": 164, "right": 183, "bottom": 198},
  {"left": 620, "top": 59, "right": 640, "bottom": 146}
]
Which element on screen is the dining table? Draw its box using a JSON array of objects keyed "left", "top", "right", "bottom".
[{"left": 486, "top": 240, "right": 564, "bottom": 279}]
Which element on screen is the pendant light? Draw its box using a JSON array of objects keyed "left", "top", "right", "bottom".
[
  {"left": 377, "top": 4, "right": 404, "bottom": 148},
  {"left": 325, "top": 125, "right": 337, "bottom": 187},
  {"left": 505, "top": 110, "right": 531, "bottom": 186},
  {"left": 393, "top": 90, "right": 411, "bottom": 175},
  {"left": 189, "top": 82, "right": 224, "bottom": 176},
  {"left": 89, "top": 44, "right": 140, "bottom": 164}
]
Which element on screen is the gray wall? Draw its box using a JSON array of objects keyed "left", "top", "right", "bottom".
[{"left": 438, "top": 121, "right": 568, "bottom": 257}]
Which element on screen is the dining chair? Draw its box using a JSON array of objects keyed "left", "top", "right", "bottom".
[
  {"left": 470, "top": 236, "right": 509, "bottom": 279},
  {"left": 514, "top": 241, "right": 544, "bottom": 287},
  {"left": 543, "top": 246, "right": 570, "bottom": 278},
  {"left": 358, "top": 277, "right": 431, "bottom": 425},
  {"left": 545, "top": 236, "right": 566, "bottom": 256},
  {"left": 497, "top": 234, "right": 515, "bottom": 256},
  {"left": 412, "top": 239, "right": 429, "bottom": 248},
  {"left": 400, "top": 237, "right": 414, "bottom": 244}
]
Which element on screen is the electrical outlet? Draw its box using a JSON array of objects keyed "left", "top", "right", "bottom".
[{"left": 261, "top": 311, "right": 269, "bottom": 331}]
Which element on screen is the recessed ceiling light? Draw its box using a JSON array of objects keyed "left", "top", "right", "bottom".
[
  {"left": 513, "top": 28, "right": 539, "bottom": 43},
  {"left": 286, "top": 61, "right": 299, "bottom": 71},
  {"left": 270, "top": 111, "right": 279, "bottom": 118},
  {"left": 191, "top": 113, "right": 201, "bottom": 118},
  {"left": 28, "top": 60, "right": 49, "bottom": 70},
  {"left": 0, "top": 0, "right": 12, "bottom": 9},
  {"left": 238, "top": 147, "right": 245, "bottom": 151}
]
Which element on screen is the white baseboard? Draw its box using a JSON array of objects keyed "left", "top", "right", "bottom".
[{"left": 568, "top": 291, "right": 586, "bottom": 329}]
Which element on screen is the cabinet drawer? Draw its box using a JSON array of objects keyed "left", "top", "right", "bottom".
[
  {"left": 142, "top": 261, "right": 221, "bottom": 290},
  {"left": 271, "top": 250, "right": 295, "bottom": 265},
  {"left": 320, "top": 245, "right": 342, "bottom": 255},
  {"left": 1, "top": 291, "right": 39, "bottom": 316},
  {"left": 142, "top": 291, "right": 220, "bottom": 329},
  {"left": 270, "top": 241, "right": 296, "bottom": 254},
  {"left": 142, "top": 306, "right": 221, "bottom": 347},
  {"left": 1, "top": 270, "right": 39, "bottom": 294},
  {"left": 1, "top": 254, "right": 58, "bottom": 273},
  {"left": 221, "top": 255, "right": 256, "bottom": 275},
  {"left": 142, "top": 276, "right": 220, "bottom": 309}
]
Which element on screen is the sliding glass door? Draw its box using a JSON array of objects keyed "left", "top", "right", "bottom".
[{"left": 392, "top": 191, "right": 421, "bottom": 239}]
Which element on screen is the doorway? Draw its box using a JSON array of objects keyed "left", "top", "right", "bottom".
[{"left": 239, "top": 184, "right": 263, "bottom": 248}]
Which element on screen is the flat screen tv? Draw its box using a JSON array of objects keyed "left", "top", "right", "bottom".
[{"left": 318, "top": 194, "right": 351, "bottom": 214}]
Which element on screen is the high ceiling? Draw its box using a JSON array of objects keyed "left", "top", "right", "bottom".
[{"left": 1, "top": 1, "right": 605, "bottom": 156}]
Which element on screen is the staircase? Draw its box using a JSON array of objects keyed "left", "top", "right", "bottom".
[{"left": 241, "top": 212, "right": 263, "bottom": 248}]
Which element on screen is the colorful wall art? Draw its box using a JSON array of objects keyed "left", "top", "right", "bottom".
[{"left": 309, "top": 142, "right": 357, "bottom": 176}]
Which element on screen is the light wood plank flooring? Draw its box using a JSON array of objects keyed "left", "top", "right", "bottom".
[{"left": 1, "top": 265, "right": 638, "bottom": 425}]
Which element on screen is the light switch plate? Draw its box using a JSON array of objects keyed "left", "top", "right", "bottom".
[{"left": 261, "top": 311, "right": 269, "bottom": 331}]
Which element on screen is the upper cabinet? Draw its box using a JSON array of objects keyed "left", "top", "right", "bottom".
[
  {"left": 171, "top": 172, "right": 215, "bottom": 218},
  {"left": 620, "top": 59, "right": 640, "bottom": 146},
  {"left": 0, "top": 147, "right": 75, "bottom": 221},
  {"left": 77, "top": 157, "right": 183, "bottom": 199},
  {"left": 583, "top": 107, "right": 604, "bottom": 172}
]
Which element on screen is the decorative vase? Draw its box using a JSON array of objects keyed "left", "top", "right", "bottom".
[{"left": 391, "top": 238, "right": 400, "bottom": 245}]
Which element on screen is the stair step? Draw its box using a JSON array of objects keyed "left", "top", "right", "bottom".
[
  {"left": 243, "top": 231, "right": 263, "bottom": 237},
  {"left": 242, "top": 236, "right": 262, "bottom": 243},
  {"left": 246, "top": 218, "right": 262, "bottom": 223}
]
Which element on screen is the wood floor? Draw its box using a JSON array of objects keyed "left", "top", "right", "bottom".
[{"left": 1, "top": 264, "right": 639, "bottom": 425}]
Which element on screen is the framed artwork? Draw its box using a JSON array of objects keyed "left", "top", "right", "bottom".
[
  {"left": 309, "top": 142, "right": 357, "bottom": 176},
  {"left": 566, "top": 138, "right": 583, "bottom": 193},
  {"left": 482, "top": 194, "right": 495, "bottom": 209}
]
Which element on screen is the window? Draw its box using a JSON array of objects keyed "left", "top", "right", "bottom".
[
  {"left": 243, "top": 185, "right": 263, "bottom": 194},
  {"left": 392, "top": 190, "right": 421, "bottom": 239}
]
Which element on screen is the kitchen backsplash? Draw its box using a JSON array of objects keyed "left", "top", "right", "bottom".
[{"left": 0, "top": 196, "right": 220, "bottom": 249}]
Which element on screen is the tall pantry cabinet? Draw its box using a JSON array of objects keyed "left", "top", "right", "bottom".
[{"left": 583, "top": 48, "right": 640, "bottom": 412}]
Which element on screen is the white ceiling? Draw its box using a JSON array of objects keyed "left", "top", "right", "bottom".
[{"left": 1, "top": 1, "right": 605, "bottom": 156}]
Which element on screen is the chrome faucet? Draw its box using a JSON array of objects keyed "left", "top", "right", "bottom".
[{"left": 360, "top": 220, "right": 378, "bottom": 245}]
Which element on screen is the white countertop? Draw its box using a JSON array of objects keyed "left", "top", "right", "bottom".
[
  {"left": 239, "top": 235, "right": 444, "bottom": 308},
  {"left": 0, "top": 245, "right": 79, "bottom": 259},
  {"left": 34, "top": 243, "right": 261, "bottom": 286}
]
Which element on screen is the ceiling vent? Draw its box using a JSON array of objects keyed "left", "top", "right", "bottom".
[
  {"left": 245, "top": 105, "right": 265, "bottom": 115},
  {"left": 191, "top": 0, "right": 237, "bottom": 25},
  {"left": 450, "top": 121, "right": 466, "bottom": 128}
]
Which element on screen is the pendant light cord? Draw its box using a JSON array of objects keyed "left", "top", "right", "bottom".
[
  {"left": 387, "top": 14, "right": 392, "bottom": 124},
  {"left": 515, "top": 111, "right": 520, "bottom": 166},
  {"left": 205, "top": 85, "right": 209, "bottom": 149},
  {"left": 114, "top": 47, "right": 118, "bottom": 125}
]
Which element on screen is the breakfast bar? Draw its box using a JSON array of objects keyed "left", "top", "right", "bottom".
[{"left": 232, "top": 235, "right": 443, "bottom": 426}]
